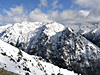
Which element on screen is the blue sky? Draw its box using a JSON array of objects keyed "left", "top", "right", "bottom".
[
  {"left": 0, "top": 0, "right": 100, "bottom": 24},
  {"left": 0, "top": 0, "right": 74, "bottom": 14}
]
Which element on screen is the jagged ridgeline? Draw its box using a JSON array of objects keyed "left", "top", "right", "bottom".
[{"left": 1, "top": 22, "right": 100, "bottom": 75}]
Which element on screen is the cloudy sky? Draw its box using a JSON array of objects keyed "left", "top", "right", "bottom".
[{"left": 0, "top": 0, "right": 100, "bottom": 24}]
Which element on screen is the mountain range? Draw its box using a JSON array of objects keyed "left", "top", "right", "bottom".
[{"left": 1, "top": 22, "right": 100, "bottom": 75}]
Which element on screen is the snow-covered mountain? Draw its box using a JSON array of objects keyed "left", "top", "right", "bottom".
[
  {"left": 65, "top": 23, "right": 100, "bottom": 34},
  {"left": 1, "top": 22, "right": 100, "bottom": 75},
  {"left": 0, "top": 22, "right": 65, "bottom": 52},
  {"left": 0, "top": 39, "right": 78, "bottom": 75},
  {"left": 82, "top": 28, "right": 100, "bottom": 47}
]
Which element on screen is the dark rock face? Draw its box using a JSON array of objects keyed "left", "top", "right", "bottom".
[{"left": 25, "top": 27, "right": 100, "bottom": 75}]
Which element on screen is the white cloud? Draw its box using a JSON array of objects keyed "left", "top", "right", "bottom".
[
  {"left": 39, "top": 0, "right": 47, "bottom": 7},
  {"left": 48, "top": 9, "right": 100, "bottom": 24},
  {"left": 52, "top": 0, "right": 58, "bottom": 9},
  {"left": 1, "top": 5, "right": 27, "bottom": 23},
  {"left": 0, "top": 14, "right": 3, "bottom": 22},
  {"left": 0, "top": 5, "right": 94, "bottom": 24},
  {"left": 88, "top": 9, "right": 100, "bottom": 17},
  {"left": 29, "top": 8, "right": 51, "bottom": 22},
  {"left": 75, "top": 0, "right": 100, "bottom": 9},
  {"left": 60, "top": 10, "right": 77, "bottom": 19},
  {"left": 73, "top": 0, "right": 100, "bottom": 23},
  {"left": 0, "top": 5, "right": 51, "bottom": 23},
  {"left": 48, "top": 10, "right": 79, "bottom": 24},
  {"left": 52, "top": 0, "right": 63, "bottom": 9},
  {"left": 4, "top": 5, "right": 24, "bottom": 16},
  {"left": 79, "top": 10, "right": 90, "bottom": 17},
  {"left": 1, "top": 4, "right": 100, "bottom": 25},
  {"left": 85, "top": 9, "right": 100, "bottom": 22}
]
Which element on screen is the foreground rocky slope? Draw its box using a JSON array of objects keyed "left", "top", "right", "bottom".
[
  {"left": 1, "top": 22, "right": 100, "bottom": 75},
  {"left": 0, "top": 40, "right": 77, "bottom": 75},
  {"left": 0, "top": 68, "right": 18, "bottom": 75}
]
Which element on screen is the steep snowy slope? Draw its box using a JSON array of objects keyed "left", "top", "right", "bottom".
[
  {"left": 1, "top": 22, "right": 100, "bottom": 75},
  {"left": 0, "top": 40, "right": 78, "bottom": 75},
  {"left": 83, "top": 28, "right": 100, "bottom": 47}
]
